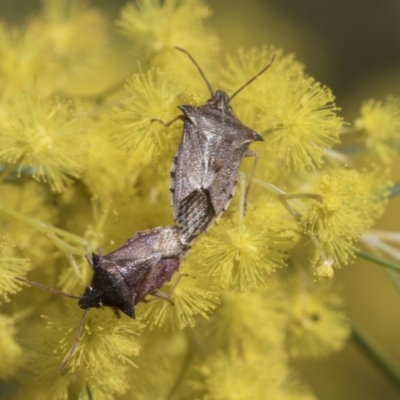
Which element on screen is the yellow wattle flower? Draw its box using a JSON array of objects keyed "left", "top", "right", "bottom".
[
  {"left": 355, "top": 96, "right": 400, "bottom": 165},
  {"left": 0, "top": 314, "right": 23, "bottom": 379},
  {"left": 0, "top": 241, "right": 30, "bottom": 303},
  {"left": 0, "top": 92, "right": 86, "bottom": 192},
  {"left": 114, "top": 68, "right": 185, "bottom": 164}
]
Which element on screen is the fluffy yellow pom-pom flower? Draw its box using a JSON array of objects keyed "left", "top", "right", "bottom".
[
  {"left": 0, "top": 92, "right": 86, "bottom": 192},
  {"left": 114, "top": 68, "right": 186, "bottom": 164},
  {"left": 286, "top": 276, "right": 349, "bottom": 359},
  {"left": 300, "top": 168, "right": 390, "bottom": 267},
  {"left": 195, "top": 203, "right": 294, "bottom": 291},
  {"left": 117, "top": 0, "right": 219, "bottom": 76},
  {"left": 0, "top": 240, "right": 30, "bottom": 303},
  {"left": 355, "top": 96, "right": 400, "bottom": 164},
  {"left": 0, "top": 314, "right": 23, "bottom": 379}
]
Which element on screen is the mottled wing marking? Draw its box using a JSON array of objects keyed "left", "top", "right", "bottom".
[
  {"left": 209, "top": 144, "right": 248, "bottom": 216},
  {"left": 114, "top": 253, "right": 162, "bottom": 293},
  {"left": 104, "top": 226, "right": 185, "bottom": 305},
  {"left": 176, "top": 189, "right": 215, "bottom": 243},
  {"left": 172, "top": 121, "right": 223, "bottom": 221},
  {"left": 136, "top": 258, "right": 181, "bottom": 303},
  {"left": 172, "top": 121, "right": 204, "bottom": 220}
]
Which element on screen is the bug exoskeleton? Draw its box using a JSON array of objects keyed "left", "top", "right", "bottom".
[
  {"left": 79, "top": 226, "right": 187, "bottom": 318},
  {"left": 156, "top": 48, "right": 274, "bottom": 243},
  {"left": 16, "top": 225, "right": 189, "bottom": 369}
]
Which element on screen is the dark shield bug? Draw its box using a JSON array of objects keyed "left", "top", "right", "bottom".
[
  {"left": 16, "top": 225, "right": 188, "bottom": 370},
  {"left": 153, "top": 48, "right": 275, "bottom": 244}
]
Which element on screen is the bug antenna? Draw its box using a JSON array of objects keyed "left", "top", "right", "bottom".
[
  {"left": 175, "top": 47, "right": 214, "bottom": 97},
  {"left": 15, "top": 277, "right": 80, "bottom": 300},
  {"left": 229, "top": 53, "right": 276, "bottom": 103},
  {"left": 60, "top": 309, "right": 89, "bottom": 371}
]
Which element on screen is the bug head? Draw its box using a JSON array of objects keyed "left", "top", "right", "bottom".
[
  {"left": 78, "top": 285, "right": 102, "bottom": 310},
  {"left": 207, "top": 90, "right": 232, "bottom": 111},
  {"left": 78, "top": 253, "right": 103, "bottom": 310}
]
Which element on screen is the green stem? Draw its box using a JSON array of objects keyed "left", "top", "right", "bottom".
[
  {"left": 386, "top": 269, "right": 400, "bottom": 293},
  {"left": 92, "top": 72, "right": 131, "bottom": 102},
  {"left": 252, "top": 179, "right": 301, "bottom": 220},
  {"left": 186, "top": 327, "right": 207, "bottom": 359},
  {"left": 253, "top": 178, "right": 328, "bottom": 261},
  {"left": 0, "top": 204, "right": 88, "bottom": 246},
  {"left": 86, "top": 385, "right": 93, "bottom": 400},
  {"left": 92, "top": 198, "right": 112, "bottom": 234},
  {"left": 46, "top": 232, "right": 87, "bottom": 257},
  {"left": 351, "top": 322, "right": 400, "bottom": 391},
  {"left": 67, "top": 254, "right": 83, "bottom": 281},
  {"left": 283, "top": 193, "right": 323, "bottom": 201},
  {"left": 166, "top": 333, "right": 194, "bottom": 400},
  {"left": 253, "top": 178, "right": 286, "bottom": 196},
  {"left": 355, "top": 249, "right": 400, "bottom": 273}
]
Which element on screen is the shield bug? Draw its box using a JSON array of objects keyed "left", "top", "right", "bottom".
[
  {"left": 153, "top": 48, "right": 275, "bottom": 244},
  {"left": 16, "top": 225, "right": 188, "bottom": 370}
]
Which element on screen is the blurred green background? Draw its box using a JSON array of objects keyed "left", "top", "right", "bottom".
[{"left": 1, "top": 1, "right": 400, "bottom": 399}]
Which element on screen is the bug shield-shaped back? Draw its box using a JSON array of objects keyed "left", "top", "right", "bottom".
[
  {"left": 79, "top": 227, "right": 186, "bottom": 318},
  {"left": 172, "top": 90, "right": 263, "bottom": 244},
  {"left": 179, "top": 90, "right": 263, "bottom": 145},
  {"left": 78, "top": 253, "right": 149, "bottom": 318},
  {"left": 17, "top": 226, "right": 187, "bottom": 370},
  {"left": 166, "top": 47, "right": 274, "bottom": 244}
]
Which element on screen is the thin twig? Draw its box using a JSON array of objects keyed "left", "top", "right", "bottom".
[
  {"left": 351, "top": 322, "right": 400, "bottom": 391},
  {"left": 355, "top": 249, "right": 400, "bottom": 273},
  {"left": 386, "top": 269, "right": 400, "bottom": 293},
  {"left": 0, "top": 204, "right": 88, "bottom": 246},
  {"left": 166, "top": 332, "right": 194, "bottom": 400}
]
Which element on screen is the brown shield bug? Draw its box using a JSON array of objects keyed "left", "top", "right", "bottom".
[
  {"left": 16, "top": 225, "right": 188, "bottom": 370},
  {"left": 153, "top": 48, "right": 275, "bottom": 244}
]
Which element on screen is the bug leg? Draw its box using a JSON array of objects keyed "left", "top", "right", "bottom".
[
  {"left": 140, "top": 294, "right": 170, "bottom": 304},
  {"left": 150, "top": 273, "right": 189, "bottom": 305},
  {"left": 151, "top": 291, "right": 175, "bottom": 306},
  {"left": 112, "top": 308, "right": 121, "bottom": 319},
  {"left": 151, "top": 115, "right": 183, "bottom": 127},
  {"left": 242, "top": 150, "right": 260, "bottom": 215},
  {"left": 60, "top": 309, "right": 89, "bottom": 371},
  {"left": 253, "top": 179, "right": 329, "bottom": 264},
  {"left": 98, "top": 247, "right": 104, "bottom": 256}
]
